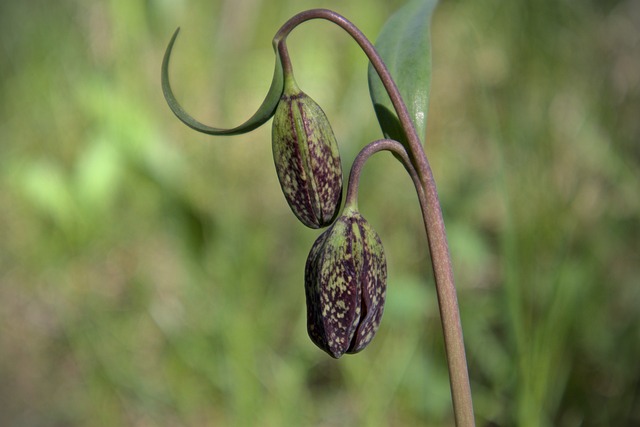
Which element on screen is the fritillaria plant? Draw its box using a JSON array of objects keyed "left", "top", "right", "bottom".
[{"left": 161, "top": 1, "right": 475, "bottom": 425}]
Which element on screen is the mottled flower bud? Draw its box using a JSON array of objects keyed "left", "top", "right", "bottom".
[
  {"left": 272, "top": 76, "right": 343, "bottom": 229},
  {"left": 304, "top": 207, "right": 387, "bottom": 358}
]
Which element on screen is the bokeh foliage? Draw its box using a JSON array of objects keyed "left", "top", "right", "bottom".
[{"left": 1, "top": 0, "right": 639, "bottom": 426}]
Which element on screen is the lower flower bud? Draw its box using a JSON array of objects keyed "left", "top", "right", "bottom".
[{"left": 304, "top": 208, "right": 387, "bottom": 358}]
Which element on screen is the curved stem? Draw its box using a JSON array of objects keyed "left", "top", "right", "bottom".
[
  {"left": 274, "top": 10, "right": 475, "bottom": 426},
  {"left": 345, "top": 139, "right": 425, "bottom": 212}
]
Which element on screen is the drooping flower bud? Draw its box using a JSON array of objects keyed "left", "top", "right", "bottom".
[
  {"left": 272, "top": 75, "right": 343, "bottom": 229},
  {"left": 304, "top": 207, "right": 387, "bottom": 358}
]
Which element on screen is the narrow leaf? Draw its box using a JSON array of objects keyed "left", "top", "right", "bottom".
[
  {"left": 161, "top": 28, "right": 284, "bottom": 135},
  {"left": 367, "top": 0, "right": 437, "bottom": 145}
]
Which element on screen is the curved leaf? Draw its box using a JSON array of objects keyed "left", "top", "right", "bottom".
[
  {"left": 367, "top": 0, "right": 437, "bottom": 146},
  {"left": 161, "top": 28, "right": 284, "bottom": 135}
]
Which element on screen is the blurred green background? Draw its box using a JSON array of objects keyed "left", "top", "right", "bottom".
[{"left": 1, "top": 0, "right": 639, "bottom": 425}]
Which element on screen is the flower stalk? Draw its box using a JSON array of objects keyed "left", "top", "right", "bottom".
[{"left": 274, "top": 10, "right": 475, "bottom": 426}]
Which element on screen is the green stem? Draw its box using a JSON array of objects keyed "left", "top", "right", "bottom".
[
  {"left": 345, "top": 139, "right": 424, "bottom": 211},
  {"left": 275, "top": 10, "right": 475, "bottom": 426}
]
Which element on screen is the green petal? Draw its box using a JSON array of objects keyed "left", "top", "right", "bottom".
[
  {"left": 161, "top": 28, "right": 284, "bottom": 135},
  {"left": 367, "top": 0, "right": 437, "bottom": 146}
]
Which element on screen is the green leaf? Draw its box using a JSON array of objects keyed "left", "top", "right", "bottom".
[
  {"left": 161, "top": 28, "right": 283, "bottom": 135},
  {"left": 367, "top": 0, "right": 437, "bottom": 146}
]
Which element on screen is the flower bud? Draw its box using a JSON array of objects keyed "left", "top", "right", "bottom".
[
  {"left": 304, "top": 207, "right": 387, "bottom": 358},
  {"left": 272, "top": 76, "right": 342, "bottom": 228}
]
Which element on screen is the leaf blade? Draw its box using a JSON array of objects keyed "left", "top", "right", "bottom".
[
  {"left": 367, "top": 0, "right": 437, "bottom": 146},
  {"left": 161, "top": 28, "right": 283, "bottom": 135}
]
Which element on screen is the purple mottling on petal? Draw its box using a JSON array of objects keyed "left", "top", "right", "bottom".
[
  {"left": 304, "top": 210, "right": 387, "bottom": 358},
  {"left": 272, "top": 90, "right": 342, "bottom": 229}
]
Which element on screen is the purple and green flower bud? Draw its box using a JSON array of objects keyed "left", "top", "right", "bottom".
[
  {"left": 304, "top": 207, "right": 387, "bottom": 358},
  {"left": 272, "top": 75, "right": 343, "bottom": 229}
]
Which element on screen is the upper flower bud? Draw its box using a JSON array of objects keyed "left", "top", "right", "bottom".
[
  {"left": 304, "top": 207, "right": 387, "bottom": 358},
  {"left": 272, "top": 75, "right": 343, "bottom": 228}
]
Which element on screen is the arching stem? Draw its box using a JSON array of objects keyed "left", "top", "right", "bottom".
[
  {"left": 274, "top": 10, "right": 475, "bottom": 426},
  {"left": 345, "top": 139, "right": 424, "bottom": 211}
]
